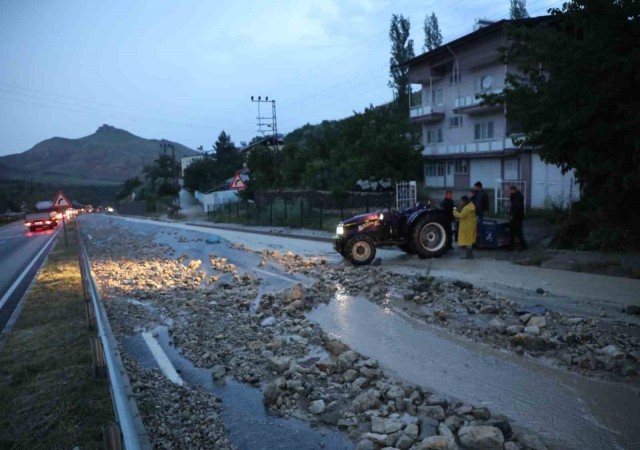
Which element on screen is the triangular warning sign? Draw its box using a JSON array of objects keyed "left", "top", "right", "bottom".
[
  {"left": 53, "top": 191, "right": 72, "bottom": 208},
  {"left": 229, "top": 173, "right": 246, "bottom": 190}
]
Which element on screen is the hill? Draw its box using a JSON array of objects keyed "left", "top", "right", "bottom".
[{"left": 0, "top": 124, "right": 198, "bottom": 183}]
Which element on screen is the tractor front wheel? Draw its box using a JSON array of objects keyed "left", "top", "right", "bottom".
[{"left": 345, "top": 235, "right": 377, "bottom": 266}]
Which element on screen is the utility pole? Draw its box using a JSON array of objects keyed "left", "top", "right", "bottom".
[{"left": 250, "top": 96, "right": 279, "bottom": 150}]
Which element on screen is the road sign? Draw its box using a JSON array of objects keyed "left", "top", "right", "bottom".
[
  {"left": 53, "top": 191, "right": 72, "bottom": 208},
  {"left": 229, "top": 173, "right": 246, "bottom": 190}
]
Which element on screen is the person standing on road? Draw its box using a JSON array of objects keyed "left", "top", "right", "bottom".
[
  {"left": 470, "top": 181, "right": 490, "bottom": 247},
  {"left": 440, "top": 190, "right": 455, "bottom": 249},
  {"left": 509, "top": 185, "right": 528, "bottom": 250},
  {"left": 453, "top": 195, "right": 477, "bottom": 259}
]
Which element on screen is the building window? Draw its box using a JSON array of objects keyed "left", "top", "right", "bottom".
[
  {"left": 454, "top": 159, "right": 468, "bottom": 174},
  {"left": 427, "top": 88, "right": 443, "bottom": 105},
  {"left": 475, "top": 75, "right": 493, "bottom": 92},
  {"left": 474, "top": 122, "right": 494, "bottom": 140},
  {"left": 449, "top": 116, "right": 463, "bottom": 127},
  {"left": 426, "top": 129, "right": 443, "bottom": 144},
  {"left": 426, "top": 162, "right": 445, "bottom": 177},
  {"left": 449, "top": 67, "right": 461, "bottom": 84}
]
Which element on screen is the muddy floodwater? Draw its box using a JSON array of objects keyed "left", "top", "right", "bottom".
[
  {"left": 308, "top": 291, "right": 640, "bottom": 450},
  {"left": 124, "top": 327, "right": 352, "bottom": 450}
]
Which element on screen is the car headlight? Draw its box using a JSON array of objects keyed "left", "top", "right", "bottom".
[{"left": 336, "top": 224, "right": 344, "bottom": 235}]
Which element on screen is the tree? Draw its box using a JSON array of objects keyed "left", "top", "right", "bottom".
[
  {"left": 184, "top": 131, "right": 244, "bottom": 193},
  {"left": 423, "top": 12, "right": 443, "bottom": 51},
  {"left": 388, "top": 14, "right": 415, "bottom": 109},
  {"left": 492, "top": 0, "right": 640, "bottom": 248},
  {"left": 510, "top": 0, "right": 529, "bottom": 19}
]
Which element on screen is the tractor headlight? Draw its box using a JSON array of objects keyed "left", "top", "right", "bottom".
[
  {"left": 379, "top": 213, "right": 384, "bottom": 221},
  {"left": 336, "top": 224, "right": 344, "bottom": 236}
]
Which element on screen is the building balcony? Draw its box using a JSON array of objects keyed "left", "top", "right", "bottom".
[
  {"left": 409, "top": 105, "right": 445, "bottom": 123},
  {"left": 453, "top": 89, "right": 503, "bottom": 114},
  {"left": 421, "top": 136, "right": 517, "bottom": 156}
]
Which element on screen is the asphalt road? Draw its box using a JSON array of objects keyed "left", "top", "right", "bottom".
[{"left": 0, "top": 220, "right": 59, "bottom": 334}]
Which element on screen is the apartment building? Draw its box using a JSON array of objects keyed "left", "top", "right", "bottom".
[{"left": 406, "top": 17, "right": 578, "bottom": 209}]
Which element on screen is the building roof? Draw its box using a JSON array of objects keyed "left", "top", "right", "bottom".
[{"left": 404, "top": 16, "right": 553, "bottom": 68}]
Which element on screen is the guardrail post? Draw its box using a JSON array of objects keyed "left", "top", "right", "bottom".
[
  {"left": 85, "top": 299, "right": 96, "bottom": 331},
  {"left": 103, "top": 422, "right": 123, "bottom": 450},
  {"left": 91, "top": 337, "right": 107, "bottom": 380}
]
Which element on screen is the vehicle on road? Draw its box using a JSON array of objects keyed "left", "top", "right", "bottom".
[
  {"left": 334, "top": 202, "right": 450, "bottom": 265},
  {"left": 24, "top": 212, "right": 57, "bottom": 232}
]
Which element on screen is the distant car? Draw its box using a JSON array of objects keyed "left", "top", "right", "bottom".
[
  {"left": 354, "top": 178, "right": 393, "bottom": 192},
  {"left": 24, "top": 212, "right": 56, "bottom": 232}
]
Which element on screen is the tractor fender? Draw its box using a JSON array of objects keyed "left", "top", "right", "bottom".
[{"left": 406, "top": 208, "right": 444, "bottom": 229}]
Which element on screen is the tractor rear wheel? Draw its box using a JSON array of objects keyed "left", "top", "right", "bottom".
[
  {"left": 345, "top": 235, "right": 376, "bottom": 266},
  {"left": 411, "top": 216, "right": 449, "bottom": 259}
]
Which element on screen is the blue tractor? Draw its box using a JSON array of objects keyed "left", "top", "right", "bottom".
[{"left": 334, "top": 203, "right": 451, "bottom": 265}]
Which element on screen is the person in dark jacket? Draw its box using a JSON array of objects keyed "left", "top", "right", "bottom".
[
  {"left": 439, "top": 190, "right": 454, "bottom": 249},
  {"left": 470, "top": 181, "right": 490, "bottom": 246},
  {"left": 509, "top": 185, "right": 527, "bottom": 250}
]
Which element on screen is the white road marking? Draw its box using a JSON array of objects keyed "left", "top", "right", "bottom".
[
  {"left": 0, "top": 231, "right": 58, "bottom": 310},
  {"left": 142, "top": 332, "right": 184, "bottom": 386},
  {"left": 254, "top": 268, "right": 298, "bottom": 284}
]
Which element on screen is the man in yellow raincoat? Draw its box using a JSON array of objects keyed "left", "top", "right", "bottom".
[{"left": 453, "top": 195, "right": 477, "bottom": 259}]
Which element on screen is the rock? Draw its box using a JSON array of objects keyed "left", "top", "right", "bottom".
[
  {"left": 418, "top": 405, "right": 445, "bottom": 421},
  {"left": 517, "top": 431, "right": 548, "bottom": 450},
  {"left": 344, "top": 369, "right": 359, "bottom": 382},
  {"left": 425, "top": 394, "right": 448, "bottom": 408},
  {"left": 524, "top": 325, "right": 540, "bottom": 336},
  {"left": 566, "top": 317, "right": 585, "bottom": 324},
  {"left": 472, "top": 406, "right": 491, "bottom": 420},
  {"left": 405, "top": 423, "right": 419, "bottom": 440},
  {"left": 359, "top": 433, "right": 387, "bottom": 446},
  {"left": 415, "top": 435, "right": 451, "bottom": 450},
  {"left": 518, "top": 313, "right": 532, "bottom": 324},
  {"left": 336, "top": 350, "right": 359, "bottom": 372},
  {"left": 454, "top": 404, "right": 473, "bottom": 415},
  {"left": 418, "top": 416, "right": 439, "bottom": 439},
  {"left": 437, "top": 423, "right": 457, "bottom": 449},
  {"left": 212, "top": 364, "right": 226, "bottom": 380},
  {"left": 354, "top": 439, "right": 376, "bottom": 450},
  {"left": 314, "top": 360, "right": 335, "bottom": 374},
  {"left": 372, "top": 416, "right": 404, "bottom": 434},
  {"left": 458, "top": 425, "right": 504, "bottom": 450},
  {"left": 511, "top": 333, "right": 529, "bottom": 346},
  {"left": 309, "top": 399, "right": 326, "bottom": 415},
  {"left": 395, "top": 433, "right": 414, "bottom": 450},
  {"left": 260, "top": 316, "right": 276, "bottom": 327},
  {"left": 436, "top": 310, "right": 449, "bottom": 321},
  {"left": 488, "top": 318, "right": 506, "bottom": 331},
  {"left": 267, "top": 356, "right": 292, "bottom": 373},
  {"left": 325, "top": 339, "right": 348, "bottom": 356},
  {"left": 444, "top": 415, "right": 463, "bottom": 432},
  {"left": 481, "top": 305, "right": 500, "bottom": 314},
  {"left": 371, "top": 257, "right": 382, "bottom": 266},
  {"left": 453, "top": 280, "right": 474, "bottom": 289},
  {"left": 505, "top": 442, "right": 522, "bottom": 450},
  {"left": 527, "top": 316, "right": 547, "bottom": 328},
  {"left": 387, "top": 385, "right": 405, "bottom": 400},
  {"left": 506, "top": 324, "right": 524, "bottom": 335},
  {"left": 263, "top": 378, "right": 283, "bottom": 406},
  {"left": 535, "top": 288, "right": 545, "bottom": 294},
  {"left": 352, "top": 377, "right": 368, "bottom": 390},
  {"left": 205, "top": 235, "right": 221, "bottom": 244},
  {"left": 625, "top": 305, "right": 640, "bottom": 315},
  {"left": 486, "top": 414, "right": 512, "bottom": 439},
  {"left": 352, "top": 390, "right": 381, "bottom": 412},
  {"left": 598, "top": 344, "right": 624, "bottom": 359}
]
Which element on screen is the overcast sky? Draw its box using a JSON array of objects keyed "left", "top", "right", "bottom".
[{"left": 0, "top": 0, "right": 562, "bottom": 156}]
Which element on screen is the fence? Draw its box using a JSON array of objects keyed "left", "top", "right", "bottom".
[{"left": 206, "top": 190, "right": 397, "bottom": 231}]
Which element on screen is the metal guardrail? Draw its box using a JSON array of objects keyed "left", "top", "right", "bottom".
[{"left": 76, "top": 219, "right": 151, "bottom": 450}]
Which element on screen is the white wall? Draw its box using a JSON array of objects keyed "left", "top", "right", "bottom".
[
  {"left": 530, "top": 155, "right": 579, "bottom": 208},
  {"left": 470, "top": 158, "right": 501, "bottom": 190},
  {"left": 195, "top": 189, "right": 240, "bottom": 212}
]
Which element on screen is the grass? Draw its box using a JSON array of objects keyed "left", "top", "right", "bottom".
[{"left": 0, "top": 222, "right": 113, "bottom": 450}]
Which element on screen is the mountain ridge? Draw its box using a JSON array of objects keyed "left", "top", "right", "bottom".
[{"left": 0, "top": 124, "right": 198, "bottom": 183}]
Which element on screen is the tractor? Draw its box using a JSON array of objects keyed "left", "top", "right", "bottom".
[{"left": 334, "top": 203, "right": 450, "bottom": 265}]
